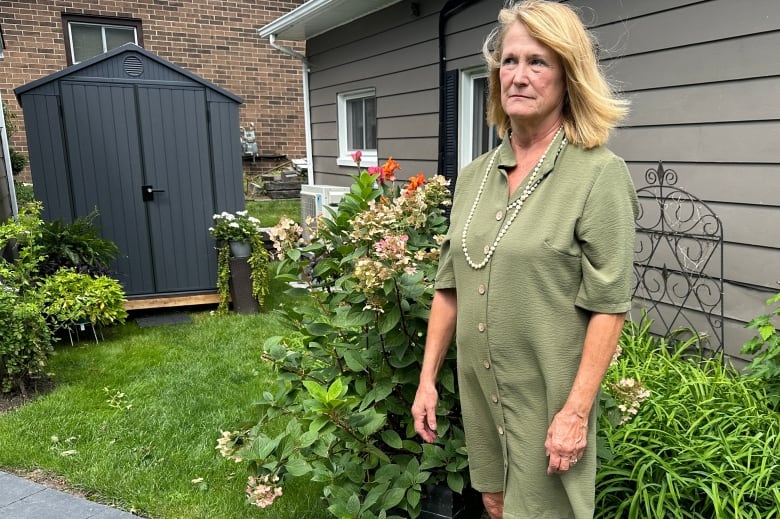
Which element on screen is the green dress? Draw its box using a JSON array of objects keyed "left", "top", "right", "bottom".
[{"left": 435, "top": 132, "right": 638, "bottom": 519}]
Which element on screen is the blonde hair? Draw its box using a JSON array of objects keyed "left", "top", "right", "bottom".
[{"left": 482, "top": 0, "right": 628, "bottom": 149}]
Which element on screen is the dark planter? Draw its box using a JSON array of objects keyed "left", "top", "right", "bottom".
[
  {"left": 228, "top": 257, "right": 258, "bottom": 314},
  {"left": 392, "top": 484, "right": 484, "bottom": 519},
  {"left": 421, "top": 484, "right": 484, "bottom": 518}
]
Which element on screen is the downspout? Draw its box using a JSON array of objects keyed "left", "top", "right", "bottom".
[
  {"left": 437, "top": 0, "right": 478, "bottom": 175},
  {"left": 0, "top": 90, "right": 19, "bottom": 220},
  {"left": 266, "top": 34, "right": 314, "bottom": 185}
]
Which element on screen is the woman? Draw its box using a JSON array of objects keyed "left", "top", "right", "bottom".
[{"left": 411, "top": 2, "right": 638, "bottom": 518}]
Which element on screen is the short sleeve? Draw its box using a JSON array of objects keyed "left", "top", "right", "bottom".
[
  {"left": 574, "top": 156, "right": 639, "bottom": 314},
  {"left": 434, "top": 233, "right": 456, "bottom": 289}
]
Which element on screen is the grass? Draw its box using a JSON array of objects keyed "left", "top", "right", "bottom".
[
  {"left": 0, "top": 281, "right": 329, "bottom": 518},
  {"left": 245, "top": 199, "right": 300, "bottom": 227}
]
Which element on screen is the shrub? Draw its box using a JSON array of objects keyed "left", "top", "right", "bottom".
[
  {"left": 0, "top": 202, "right": 45, "bottom": 294},
  {"left": 219, "top": 161, "right": 462, "bottom": 518},
  {"left": 38, "top": 268, "right": 127, "bottom": 330},
  {"left": 596, "top": 318, "right": 780, "bottom": 518},
  {"left": 0, "top": 286, "right": 52, "bottom": 394},
  {"left": 741, "top": 290, "right": 780, "bottom": 409},
  {"left": 36, "top": 209, "right": 121, "bottom": 277},
  {"left": 13, "top": 182, "right": 36, "bottom": 208}
]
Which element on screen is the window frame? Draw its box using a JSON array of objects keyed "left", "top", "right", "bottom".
[
  {"left": 62, "top": 14, "right": 143, "bottom": 66},
  {"left": 459, "top": 67, "right": 499, "bottom": 170},
  {"left": 336, "top": 88, "right": 378, "bottom": 167}
]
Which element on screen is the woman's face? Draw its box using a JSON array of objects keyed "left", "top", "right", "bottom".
[{"left": 499, "top": 22, "right": 566, "bottom": 130}]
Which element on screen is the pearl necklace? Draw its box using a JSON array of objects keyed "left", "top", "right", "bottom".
[{"left": 461, "top": 126, "right": 567, "bottom": 270}]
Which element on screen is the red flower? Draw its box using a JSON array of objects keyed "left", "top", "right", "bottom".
[{"left": 350, "top": 150, "right": 362, "bottom": 165}]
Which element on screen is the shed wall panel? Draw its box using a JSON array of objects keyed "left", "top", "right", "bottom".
[
  {"left": 23, "top": 95, "right": 71, "bottom": 221},
  {"left": 137, "top": 85, "right": 216, "bottom": 293},
  {"left": 209, "top": 101, "right": 245, "bottom": 214},
  {"left": 60, "top": 81, "right": 155, "bottom": 294}
]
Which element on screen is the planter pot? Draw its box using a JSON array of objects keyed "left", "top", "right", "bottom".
[
  {"left": 228, "top": 257, "right": 259, "bottom": 314},
  {"left": 421, "top": 484, "right": 483, "bottom": 518},
  {"left": 392, "top": 484, "right": 484, "bottom": 519},
  {"left": 229, "top": 240, "right": 252, "bottom": 258}
]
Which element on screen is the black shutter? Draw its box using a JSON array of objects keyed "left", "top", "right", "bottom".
[{"left": 441, "top": 69, "right": 459, "bottom": 189}]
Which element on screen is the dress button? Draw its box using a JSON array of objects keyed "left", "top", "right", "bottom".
[
  {"left": 498, "top": 426, "right": 504, "bottom": 435},
  {"left": 495, "top": 210, "right": 504, "bottom": 221},
  {"left": 478, "top": 322, "right": 485, "bottom": 332},
  {"left": 491, "top": 394, "right": 498, "bottom": 403},
  {"left": 483, "top": 360, "right": 490, "bottom": 369},
  {"left": 483, "top": 244, "right": 490, "bottom": 255},
  {"left": 478, "top": 284, "right": 486, "bottom": 295}
]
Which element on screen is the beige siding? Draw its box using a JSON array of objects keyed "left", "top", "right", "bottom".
[
  {"left": 305, "top": 0, "right": 780, "bottom": 360},
  {"left": 584, "top": 0, "right": 780, "bottom": 359}
]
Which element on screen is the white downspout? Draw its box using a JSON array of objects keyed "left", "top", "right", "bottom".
[
  {"left": 267, "top": 34, "right": 314, "bottom": 185},
  {"left": 0, "top": 90, "right": 19, "bottom": 218}
]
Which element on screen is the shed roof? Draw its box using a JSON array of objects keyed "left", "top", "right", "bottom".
[
  {"left": 258, "top": 0, "right": 402, "bottom": 41},
  {"left": 15, "top": 43, "right": 242, "bottom": 104}
]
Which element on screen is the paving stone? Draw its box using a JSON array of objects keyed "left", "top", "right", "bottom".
[{"left": 0, "top": 471, "right": 138, "bottom": 518}]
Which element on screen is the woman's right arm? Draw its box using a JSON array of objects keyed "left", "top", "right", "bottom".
[{"left": 412, "top": 288, "right": 458, "bottom": 443}]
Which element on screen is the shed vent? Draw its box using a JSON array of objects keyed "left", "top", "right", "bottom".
[{"left": 123, "top": 55, "right": 144, "bottom": 77}]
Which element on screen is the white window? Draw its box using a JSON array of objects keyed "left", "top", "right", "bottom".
[
  {"left": 337, "top": 89, "right": 377, "bottom": 167},
  {"left": 460, "top": 68, "right": 500, "bottom": 169},
  {"left": 63, "top": 15, "right": 141, "bottom": 65}
]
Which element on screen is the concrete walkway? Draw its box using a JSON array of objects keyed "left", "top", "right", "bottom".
[{"left": 0, "top": 470, "right": 138, "bottom": 518}]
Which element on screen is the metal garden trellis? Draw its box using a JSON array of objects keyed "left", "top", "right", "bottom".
[{"left": 632, "top": 161, "right": 725, "bottom": 355}]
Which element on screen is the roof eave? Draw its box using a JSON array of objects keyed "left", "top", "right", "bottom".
[{"left": 258, "top": 0, "right": 402, "bottom": 41}]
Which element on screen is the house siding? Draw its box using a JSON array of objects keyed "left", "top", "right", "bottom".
[
  {"left": 304, "top": 0, "right": 780, "bottom": 362},
  {"left": 579, "top": 0, "right": 780, "bottom": 359},
  {"left": 0, "top": 0, "right": 306, "bottom": 182}
]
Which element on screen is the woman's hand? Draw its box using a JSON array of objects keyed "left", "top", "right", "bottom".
[
  {"left": 545, "top": 409, "right": 588, "bottom": 474},
  {"left": 412, "top": 383, "right": 439, "bottom": 443}
]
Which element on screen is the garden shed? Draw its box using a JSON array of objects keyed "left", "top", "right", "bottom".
[{"left": 15, "top": 44, "right": 244, "bottom": 306}]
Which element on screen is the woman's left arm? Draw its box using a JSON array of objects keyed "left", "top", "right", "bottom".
[{"left": 544, "top": 311, "right": 625, "bottom": 475}]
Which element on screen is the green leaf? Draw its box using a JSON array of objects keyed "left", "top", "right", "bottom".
[
  {"left": 363, "top": 481, "right": 390, "bottom": 510},
  {"left": 760, "top": 323, "right": 776, "bottom": 341},
  {"left": 285, "top": 458, "right": 313, "bottom": 477},
  {"left": 407, "top": 487, "right": 421, "bottom": 508},
  {"left": 381, "top": 487, "right": 406, "bottom": 510},
  {"left": 346, "top": 494, "right": 361, "bottom": 516},
  {"left": 378, "top": 305, "right": 401, "bottom": 335},
  {"left": 303, "top": 380, "right": 328, "bottom": 402},
  {"left": 344, "top": 349, "right": 368, "bottom": 372},
  {"left": 381, "top": 429, "right": 403, "bottom": 449},
  {"left": 306, "top": 322, "right": 334, "bottom": 337},
  {"left": 327, "top": 378, "right": 345, "bottom": 401},
  {"left": 447, "top": 471, "right": 464, "bottom": 493}
]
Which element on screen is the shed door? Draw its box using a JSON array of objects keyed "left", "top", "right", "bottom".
[{"left": 60, "top": 81, "right": 216, "bottom": 296}]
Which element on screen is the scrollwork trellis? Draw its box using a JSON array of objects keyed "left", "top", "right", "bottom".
[{"left": 632, "top": 161, "right": 724, "bottom": 354}]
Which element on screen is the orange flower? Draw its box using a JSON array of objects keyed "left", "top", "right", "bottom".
[
  {"left": 381, "top": 157, "right": 400, "bottom": 182},
  {"left": 406, "top": 173, "right": 426, "bottom": 192}
]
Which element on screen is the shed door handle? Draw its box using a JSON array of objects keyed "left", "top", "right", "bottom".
[{"left": 142, "top": 185, "right": 165, "bottom": 202}]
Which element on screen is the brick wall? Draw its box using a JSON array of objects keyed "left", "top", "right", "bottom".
[{"left": 0, "top": 0, "right": 306, "bottom": 183}]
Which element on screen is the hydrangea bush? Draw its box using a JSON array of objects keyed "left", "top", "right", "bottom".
[{"left": 218, "top": 159, "right": 464, "bottom": 518}]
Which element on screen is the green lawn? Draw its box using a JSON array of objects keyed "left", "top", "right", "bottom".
[
  {"left": 245, "top": 199, "right": 300, "bottom": 227},
  {"left": 0, "top": 291, "right": 328, "bottom": 518}
]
